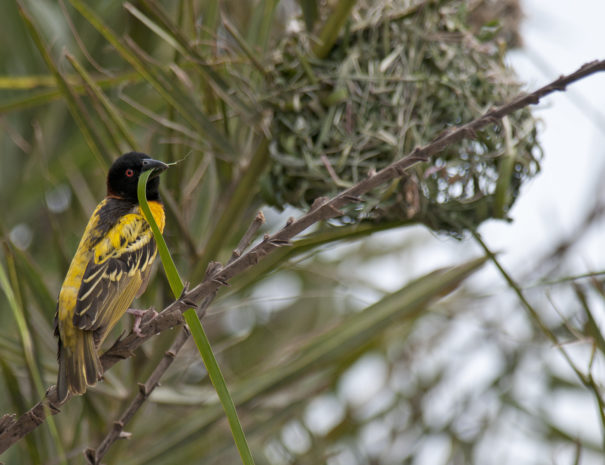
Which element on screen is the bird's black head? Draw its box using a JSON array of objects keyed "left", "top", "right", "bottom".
[{"left": 106, "top": 152, "right": 168, "bottom": 202}]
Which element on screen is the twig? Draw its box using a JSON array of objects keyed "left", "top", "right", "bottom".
[
  {"left": 229, "top": 211, "right": 265, "bottom": 264},
  {"left": 86, "top": 328, "right": 189, "bottom": 464},
  {"left": 1, "top": 58, "right": 604, "bottom": 455},
  {"left": 320, "top": 154, "right": 347, "bottom": 187},
  {"left": 533, "top": 198, "right": 605, "bottom": 277},
  {"left": 472, "top": 231, "right": 605, "bottom": 453},
  {"left": 86, "top": 294, "right": 214, "bottom": 465}
]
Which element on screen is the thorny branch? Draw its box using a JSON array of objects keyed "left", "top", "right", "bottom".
[{"left": 0, "top": 58, "right": 604, "bottom": 457}]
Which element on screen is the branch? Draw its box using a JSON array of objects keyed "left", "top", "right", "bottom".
[
  {"left": 87, "top": 213, "right": 265, "bottom": 464},
  {"left": 1, "top": 58, "right": 604, "bottom": 456},
  {"left": 86, "top": 317, "right": 201, "bottom": 464}
]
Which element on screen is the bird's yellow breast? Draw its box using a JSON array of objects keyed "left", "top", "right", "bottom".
[{"left": 146, "top": 200, "right": 166, "bottom": 233}]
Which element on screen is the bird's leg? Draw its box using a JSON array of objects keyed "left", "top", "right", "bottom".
[{"left": 127, "top": 308, "right": 158, "bottom": 337}]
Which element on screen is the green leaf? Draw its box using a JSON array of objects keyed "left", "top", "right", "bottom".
[
  {"left": 0, "top": 357, "right": 44, "bottom": 464},
  {"left": 68, "top": 0, "right": 235, "bottom": 155},
  {"left": 138, "top": 0, "right": 254, "bottom": 117},
  {"left": 297, "top": 0, "right": 319, "bottom": 31},
  {"left": 65, "top": 52, "right": 138, "bottom": 151},
  {"left": 0, "top": 248, "right": 67, "bottom": 465},
  {"left": 312, "top": 0, "right": 357, "bottom": 58},
  {"left": 195, "top": 137, "right": 270, "bottom": 278},
  {"left": 18, "top": 2, "right": 109, "bottom": 167},
  {"left": 137, "top": 170, "right": 255, "bottom": 465}
]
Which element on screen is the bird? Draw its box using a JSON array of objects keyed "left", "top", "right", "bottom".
[{"left": 54, "top": 152, "right": 168, "bottom": 402}]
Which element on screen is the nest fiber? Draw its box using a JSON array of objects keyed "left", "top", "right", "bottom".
[{"left": 265, "top": 0, "right": 540, "bottom": 235}]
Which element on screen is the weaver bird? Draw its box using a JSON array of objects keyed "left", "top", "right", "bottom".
[{"left": 54, "top": 152, "right": 168, "bottom": 402}]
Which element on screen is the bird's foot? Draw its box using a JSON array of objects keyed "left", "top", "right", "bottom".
[{"left": 127, "top": 308, "right": 158, "bottom": 337}]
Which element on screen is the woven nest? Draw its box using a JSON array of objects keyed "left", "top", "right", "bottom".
[{"left": 263, "top": 0, "right": 540, "bottom": 235}]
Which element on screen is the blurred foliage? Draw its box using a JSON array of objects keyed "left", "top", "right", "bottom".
[{"left": 0, "top": 0, "right": 603, "bottom": 465}]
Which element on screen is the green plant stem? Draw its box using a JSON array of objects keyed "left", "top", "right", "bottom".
[
  {"left": 137, "top": 171, "right": 255, "bottom": 465},
  {"left": 65, "top": 52, "right": 138, "bottom": 151},
  {"left": 18, "top": 3, "right": 109, "bottom": 167},
  {"left": 196, "top": 137, "right": 269, "bottom": 279},
  {"left": 472, "top": 230, "right": 605, "bottom": 452},
  {"left": 69, "top": 0, "right": 234, "bottom": 155},
  {"left": 312, "top": 0, "right": 357, "bottom": 59},
  {"left": 0, "top": 249, "right": 67, "bottom": 465}
]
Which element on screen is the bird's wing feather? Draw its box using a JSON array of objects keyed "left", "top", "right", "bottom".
[{"left": 73, "top": 212, "right": 156, "bottom": 339}]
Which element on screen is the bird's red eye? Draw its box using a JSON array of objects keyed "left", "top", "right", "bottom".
[{"left": 125, "top": 169, "right": 134, "bottom": 177}]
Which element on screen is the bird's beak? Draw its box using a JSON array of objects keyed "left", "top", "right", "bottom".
[{"left": 141, "top": 158, "right": 169, "bottom": 177}]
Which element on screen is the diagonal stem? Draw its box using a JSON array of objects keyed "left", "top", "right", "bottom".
[{"left": 135, "top": 171, "right": 255, "bottom": 465}]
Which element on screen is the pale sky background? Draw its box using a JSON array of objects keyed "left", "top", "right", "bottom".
[
  {"left": 483, "top": 3, "right": 605, "bottom": 461},
  {"left": 486, "top": 0, "right": 605, "bottom": 271}
]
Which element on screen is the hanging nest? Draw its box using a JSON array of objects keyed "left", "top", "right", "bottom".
[{"left": 263, "top": 0, "right": 540, "bottom": 235}]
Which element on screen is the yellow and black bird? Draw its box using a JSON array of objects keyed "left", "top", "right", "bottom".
[{"left": 55, "top": 152, "right": 168, "bottom": 402}]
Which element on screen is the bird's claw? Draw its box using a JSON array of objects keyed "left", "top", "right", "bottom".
[{"left": 127, "top": 308, "right": 158, "bottom": 337}]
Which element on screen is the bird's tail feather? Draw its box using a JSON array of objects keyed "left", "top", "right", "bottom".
[{"left": 56, "top": 331, "right": 102, "bottom": 402}]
